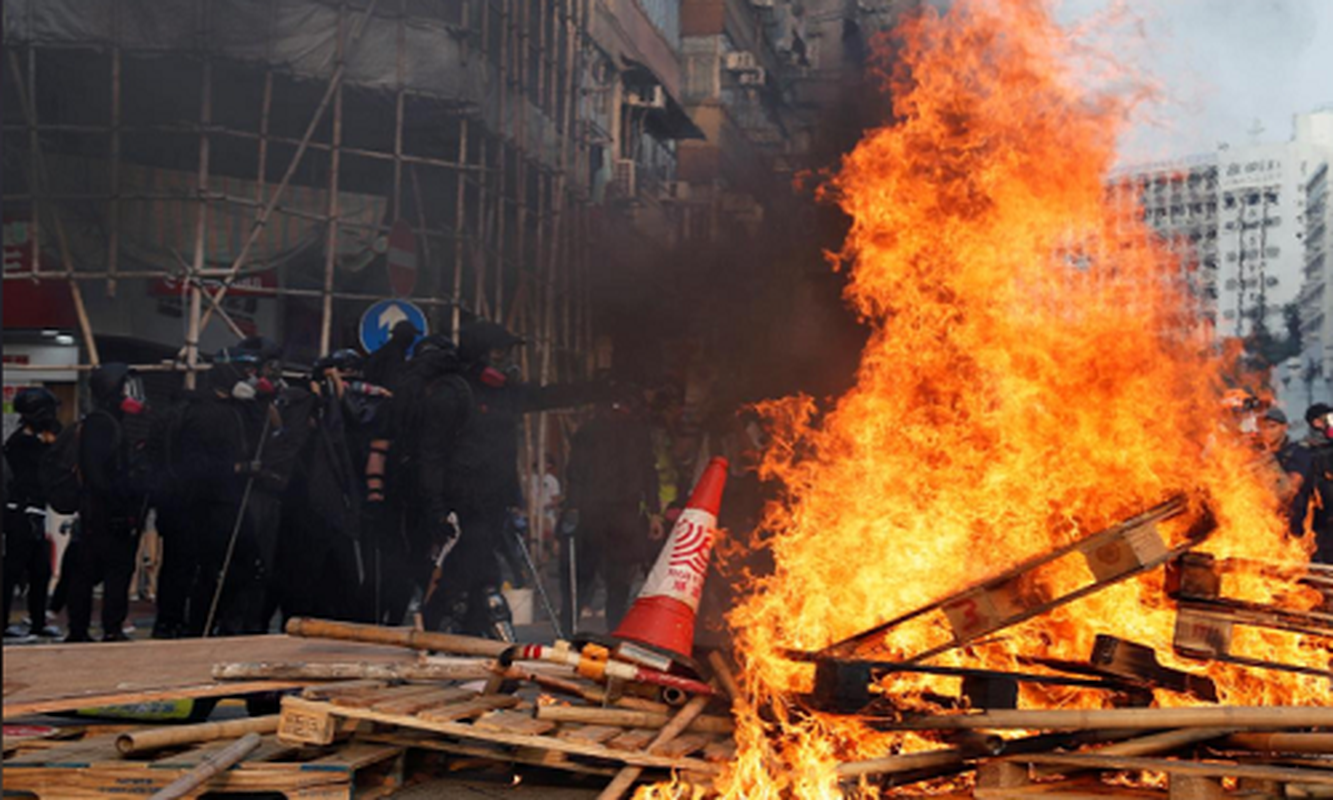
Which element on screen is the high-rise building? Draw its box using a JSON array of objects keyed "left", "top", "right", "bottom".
[
  {"left": 1299, "top": 161, "right": 1333, "bottom": 405},
  {"left": 1213, "top": 110, "right": 1333, "bottom": 340},
  {"left": 1113, "top": 111, "right": 1333, "bottom": 350}
]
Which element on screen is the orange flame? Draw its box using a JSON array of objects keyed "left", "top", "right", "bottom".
[{"left": 711, "top": 0, "right": 1325, "bottom": 796}]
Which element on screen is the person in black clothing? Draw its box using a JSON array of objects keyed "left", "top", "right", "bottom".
[
  {"left": 433, "top": 321, "right": 606, "bottom": 639},
  {"left": 561, "top": 394, "right": 661, "bottom": 632},
  {"left": 175, "top": 360, "right": 269, "bottom": 636},
  {"left": 363, "top": 320, "right": 419, "bottom": 394},
  {"left": 65, "top": 364, "right": 149, "bottom": 643},
  {"left": 381, "top": 334, "right": 473, "bottom": 629},
  {"left": 1293, "top": 403, "right": 1333, "bottom": 564},
  {"left": 276, "top": 352, "right": 368, "bottom": 622},
  {"left": 3, "top": 388, "right": 62, "bottom": 639}
]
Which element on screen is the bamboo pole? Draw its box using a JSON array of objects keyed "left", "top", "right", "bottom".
[
  {"left": 1032, "top": 727, "right": 1236, "bottom": 779},
  {"left": 184, "top": 33, "right": 214, "bottom": 390},
  {"left": 212, "top": 660, "right": 495, "bottom": 682},
  {"left": 147, "top": 732, "right": 263, "bottom": 800},
  {"left": 0, "top": 274, "right": 460, "bottom": 306},
  {"left": 392, "top": 0, "right": 406, "bottom": 222},
  {"left": 451, "top": 117, "right": 469, "bottom": 336},
  {"left": 106, "top": 2, "right": 122, "bottom": 298},
  {"left": 3, "top": 362, "right": 214, "bottom": 373},
  {"left": 836, "top": 749, "right": 969, "bottom": 780},
  {"left": 534, "top": 704, "right": 733, "bottom": 734},
  {"left": 284, "top": 617, "right": 509, "bottom": 658},
  {"left": 319, "top": 1, "right": 347, "bottom": 358},
  {"left": 118, "top": 715, "right": 278, "bottom": 755},
  {"left": 889, "top": 706, "right": 1333, "bottom": 731},
  {"left": 1226, "top": 732, "right": 1333, "bottom": 754},
  {"left": 474, "top": 134, "right": 489, "bottom": 316},
  {"left": 597, "top": 693, "right": 713, "bottom": 800},
  {"left": 1011, "top": 752, "right": 1333, "bottom": 787}
]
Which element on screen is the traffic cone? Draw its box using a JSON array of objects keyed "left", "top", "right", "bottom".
[{"left": 605, "top": 456, "right": 729, "bottom": 674}]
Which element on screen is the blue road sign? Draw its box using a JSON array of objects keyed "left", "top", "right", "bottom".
[{"left": 359, "top": 299, "right": 428, "bottom": 353}]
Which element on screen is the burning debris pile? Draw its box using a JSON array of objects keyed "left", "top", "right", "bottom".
[{"left": 707, "top": 0, "right": 1332, "bottom": 796}]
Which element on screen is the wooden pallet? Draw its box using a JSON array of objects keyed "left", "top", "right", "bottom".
[
  {"left": 976, "top": 751, "right": 1333, "bottom": 799},
  {"left": 278, "top": 682, "right": 728, "bottom": 779},
  {"left": 802, "top": 497, "right": 1211, "bottom": 662},
  {"left": 2, "top": 730, "right": 405, "bottom": 799}
]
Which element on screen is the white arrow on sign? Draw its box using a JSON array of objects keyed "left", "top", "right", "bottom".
[{"left": 378, "top": 303, "right": 409, "bottom": 334}]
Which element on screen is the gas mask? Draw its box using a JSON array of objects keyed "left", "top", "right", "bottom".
[
  {"left": 120, "top": 375, "right": 146, "bottom": 415},
  {"left": 479, "top": 365, "right": 509, "bottom": 388},
  {"left": 231, "top": 380, "right": 257, "bottom": 401}
]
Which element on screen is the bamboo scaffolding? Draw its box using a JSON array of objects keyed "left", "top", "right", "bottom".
[
  {"left": 5, "top": 0, "right": 592, "bottom": 395},
  {"left": 187, "top": 0, "right": 381, "bottom": 350},
  {"left": 7, "top": 48, "right": 101, "bottom": 365},
  {"left": 318, "top": 1, "right": 347, "bottom": 358}
]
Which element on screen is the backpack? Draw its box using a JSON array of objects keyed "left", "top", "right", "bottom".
[{"left": 39, "top": 421, "right": 83, "bottom": 514}]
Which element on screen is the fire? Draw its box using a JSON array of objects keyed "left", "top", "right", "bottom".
[{"left": 710, "top": 0, "right": 1326, "bottom": 796}]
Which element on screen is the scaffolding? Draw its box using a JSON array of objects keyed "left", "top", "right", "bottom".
[
  {"left": 3, "top": 0, "right": 613, "bottom": 547},
  {"left": 3, "top": 0, "right": 598, "bottom": 387}
]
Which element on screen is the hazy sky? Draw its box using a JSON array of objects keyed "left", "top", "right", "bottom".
[{"left": 1057, "top": 0, "right": 1333, "bottom": 164}]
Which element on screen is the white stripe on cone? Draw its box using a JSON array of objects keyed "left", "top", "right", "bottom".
[{"left": 638, "top": 507, "right": 717, "bottom": 611}]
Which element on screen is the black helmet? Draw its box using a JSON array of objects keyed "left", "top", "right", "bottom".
[
  {"left": 458, "top": 320, "right": 523, "bottom": 364},
  {"left": 313, "top": 348, "right": 364, "bottom": 378},
  {"left": 89, "top": 363, "right": 132, "bottom": 407},
  {"left": 13, "top": 387, "right": 60, "bottom": 423},
  {"left": 413, "top": 334, "right": 458, "bottom": 359}
]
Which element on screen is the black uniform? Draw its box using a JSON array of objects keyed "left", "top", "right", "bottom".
[
  {"left": 66, "top": 365, "right": 148, "bottom": 642},
  {"left": 4, "top": 423, "right": 55, "bottom": 635},
  {"left": 383, "top": 342, "right": 473, "bottom": 629},
  {"left": 175, "top": 365, "right": 265, "bottom": 636},
  {"left": 277, "top": 377, "right": 364, "bottom": 622}
]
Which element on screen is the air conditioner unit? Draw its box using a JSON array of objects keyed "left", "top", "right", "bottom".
[
  {"left": 613, "top": 159, "right": 637, "bottom": 198},
  {"left": 626, "top": 85, "right": 666, "bottom": 109},
  {"left": 738, "top": 68, "right": 766, "bottom": 86},
  {"left": 724, "top": 51, "right": 757, "bottom": 72}
]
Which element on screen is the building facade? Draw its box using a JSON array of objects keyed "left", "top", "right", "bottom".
[{"left": 1299, "top": 162, "right": 1333, "bottom": 406}]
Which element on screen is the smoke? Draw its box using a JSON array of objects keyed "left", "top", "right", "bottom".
[{"left": 1059, "top": 0, "right": 1332, "bottom": 161}]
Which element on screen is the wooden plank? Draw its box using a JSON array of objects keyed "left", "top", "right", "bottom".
[
  {"left": 473, "top": 710, "right": 558, "bottom": 737},
  {"left": 1011, "top": 753, "right": 1333, "bottom": 786},
  {"left": 370, "top": 687, "right": 476, "bottom": 716},
  {"left": 416, "top": 695, "right": 520, "bottom": 722},
  {"left": 606, "top": 728, "right": 659, "bottom": 752},
  {"left": 302, "top": 679, "right": 389, "bottom": 701},
  {"left": 652, "top": 732, "right": 711, "bottom": 759},
  {"left": 703, "top": 739, "right": 737, "bottom": 763},
  {"left": 330, "top": 684, "right": 441, "bottom": 709},
  {"left": 3, "top": 634, "right": 420, "bottom": 719},
  {"left": 362, "top": 731, "right": 618, "bottom": 777},
  {"left": 302, "top": 741, "right": 404, "bottom": 772},
  {"left": 6, "top": 733, "right": 124, "bottom": 767},
  {"left": 558, "top": 725, "right": 624, "bottom": 745},
  {"left": 282, "top": 697, "right": 718, "bottom": 774}
]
